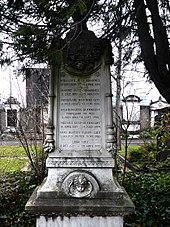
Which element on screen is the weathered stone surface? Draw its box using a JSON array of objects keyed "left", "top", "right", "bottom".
[
  {"left": 26, "top": 184, "right": 134, "bottom": 217},
  {"left": 64, "top": 30, "right": 113, "bottom": 76},
  {"left": 46, "top": 157, "right": 114, "bottom": 168},
  {"left": 51, "top": 66, "right": 115, "bottom": 154},
  {"left": 37, "top": 216, "right": 123, "bottom": 227},
  {"left": 25, "top": 29, "right": 134, "bottom": 226}
]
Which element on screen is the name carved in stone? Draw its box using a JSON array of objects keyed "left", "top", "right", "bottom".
[{"left": 59, "top": 71, "right": 102, "bottom": 150}]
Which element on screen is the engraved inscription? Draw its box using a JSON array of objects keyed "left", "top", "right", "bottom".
[{"left": 59, "top": 71, "right": 102, "bottom": 150}]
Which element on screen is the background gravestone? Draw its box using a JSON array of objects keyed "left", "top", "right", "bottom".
[{"left": 26, "top": 29, "right": 134, "bottom": 227}]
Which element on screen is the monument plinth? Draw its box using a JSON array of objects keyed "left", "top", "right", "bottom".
[{"left": 26, "top": 30, "right": 134, "bottom": 226}]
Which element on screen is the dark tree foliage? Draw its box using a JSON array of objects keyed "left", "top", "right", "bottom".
[
  {"left": 0, "top": 0, "right": 98, "bottom": 65},
  {"left": 0, "top": 0, "right": 170, "bottom": 103}
]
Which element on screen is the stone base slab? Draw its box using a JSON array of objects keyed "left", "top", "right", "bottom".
[
  {"left": 37, "top": 216, "right": 123, "bottom": 227},
  {"left": 25, "top": 186, "right": 134, "bottom": 217}
]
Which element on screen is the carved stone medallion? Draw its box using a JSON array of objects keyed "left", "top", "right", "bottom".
[
  {"left": 69, "top": 175, "right": 93, "bottom": 198},
  {"left": 62, "top": 171, "right": 99, "bottom": 198}
]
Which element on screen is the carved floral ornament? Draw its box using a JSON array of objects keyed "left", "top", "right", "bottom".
[
  {"left": 64, "top": 30, "right": 113, "bottom": 77},
  {"left": 62, "top": 171, "right": 99, "bottom": 198},
  {"left": 43, "top": 139, "right": 55, "bottom": 153}
]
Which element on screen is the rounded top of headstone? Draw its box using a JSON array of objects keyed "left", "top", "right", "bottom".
[{"left": 63, "top": 29, "right": 113, "bottom": 76}]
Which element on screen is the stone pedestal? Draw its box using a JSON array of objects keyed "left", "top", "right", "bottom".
[
  {"left": 37, "top": 216, "right": 123, "bottom": 227},
  {"left": 25, "top": 30, "right": 134, "bottom": 226}
]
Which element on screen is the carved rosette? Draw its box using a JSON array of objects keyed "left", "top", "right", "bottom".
[{"left": 62, "top": 171, "right": 99, "bottom": 198}]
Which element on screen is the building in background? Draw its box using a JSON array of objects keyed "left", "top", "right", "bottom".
[
  {"left": 0, "top": 96, "right": 20, "bottom": 134},
  {"left": 113, "top": 95, "right": 169, "bottom": 135},
  {"left": 26, "top": 68, "right": 49, "bottom": 108},
  {"left": 3, "top": 96, "right": 20, "bottom": 131},
  {"left": 122, "top": 95, "right": 142, "bottom": 133},
  {"left": 1, "top": 67, "right": 170, "bottom": 139},
  {"left": 24, "top": 68, "right": 50, "bottom": 135},
  {"left": 0, "top": 68, "right": 50, "bottom": 135},
  {"left": 150, "top": 96, "right": 170, "bottom": 127}
]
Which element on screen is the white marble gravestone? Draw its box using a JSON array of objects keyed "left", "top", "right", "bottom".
[{"left": 26, "top": 30, "right": 134, "bottom": 227}]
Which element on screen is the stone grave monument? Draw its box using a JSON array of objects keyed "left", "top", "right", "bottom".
[{"left": 26, "top": 28, "right": 134, "bottom": 226}]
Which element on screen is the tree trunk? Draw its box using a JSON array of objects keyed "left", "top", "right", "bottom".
[{"left": 134, "top": 0, "right": 170, "bottom": 103}]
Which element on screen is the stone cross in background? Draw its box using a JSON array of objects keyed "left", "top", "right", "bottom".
[{"left": 26, "top": 28, "right": 134, "bottom": 227}]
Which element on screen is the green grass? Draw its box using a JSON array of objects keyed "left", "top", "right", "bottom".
[
  {"left": 118, "top": 145, "right": 141, "bottom": 156},
  {"left": 0, "top": 157, "right": 28, "bottom": 174},
  {"left": 0, "top": 145, "right": 26, "bottom": 157},
  {"left": 0, "top": 145, "right": 43, "bottom": 174},
  {"left": 0, "top": 145, "right": 43, "bottom": 157}
]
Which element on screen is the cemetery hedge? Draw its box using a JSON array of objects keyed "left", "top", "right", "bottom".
[
  {"left": 0, "top": 171, "right": 36, "bottom": 226},
  {"left": 0, "top": 171, "right": 169, "bottom": 226},
  {"left": 124, "top": 172, "right": 170, "bottom": 227}
]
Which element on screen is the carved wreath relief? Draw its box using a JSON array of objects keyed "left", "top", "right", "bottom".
[
  {"left": 62, "top": 171, "right": 99, "bottom": 198},
  {"left": 69, "top": 175, "right": 93, "bottom": 198}
]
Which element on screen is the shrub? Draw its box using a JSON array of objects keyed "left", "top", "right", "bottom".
[
  {"left": 123, "top": 172, "right": 170, "bottom": 227},
  {"left": 1, "top": 171, "right": 169, "bottom": 227},
  {"left": 128, "top": 142, "right": 169, "bottom": 168},
  {"left": 139, "top": 129, "right": 152, "bottom": 140},
  {"left": 0, "top": 171, "right": 36, "bottom": 226}
]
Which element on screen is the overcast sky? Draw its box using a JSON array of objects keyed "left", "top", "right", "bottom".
[{"left": 0, "top": 65, "right": 26, "bottom": 106}]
